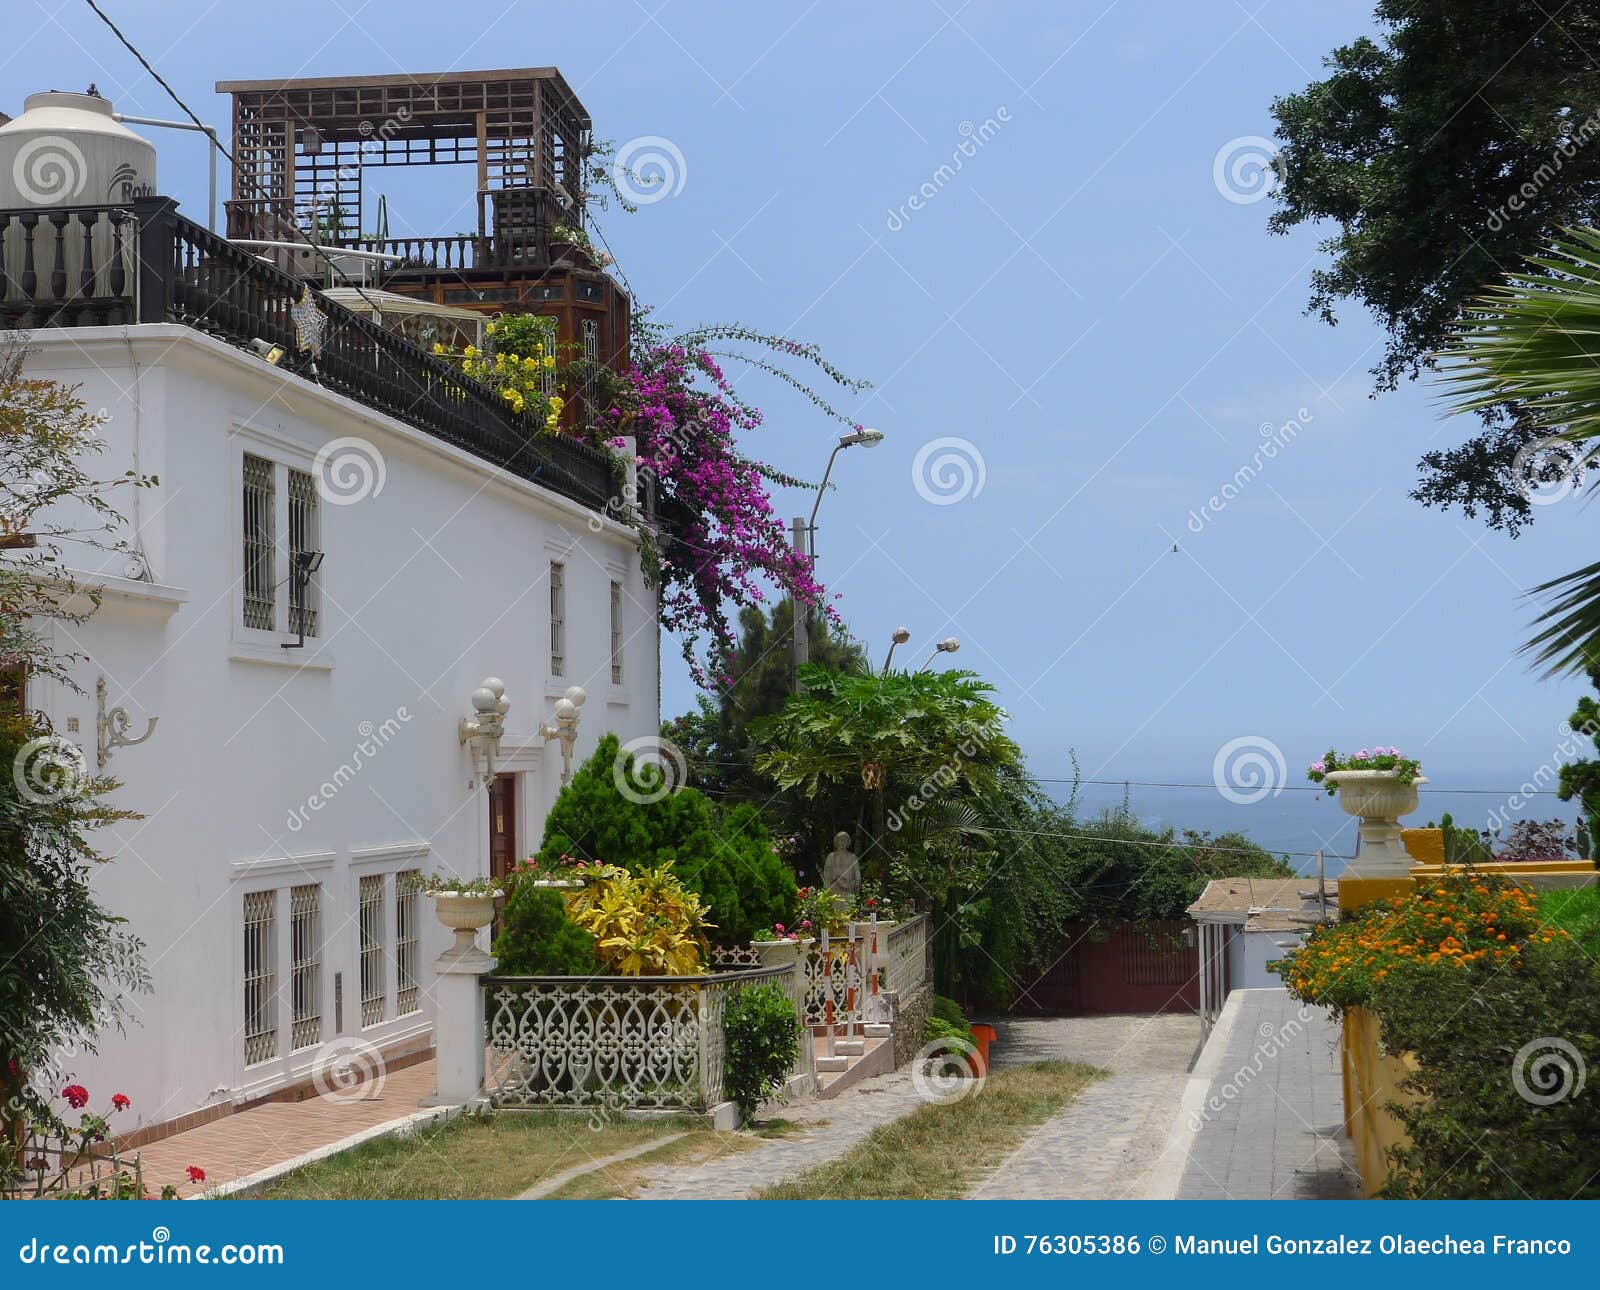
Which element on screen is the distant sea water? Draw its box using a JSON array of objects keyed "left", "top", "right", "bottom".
[{"left": 1055, "top": 776, "right": 1585, "bottom": 879}]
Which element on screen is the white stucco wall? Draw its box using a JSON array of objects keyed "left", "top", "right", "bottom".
[
  {"left": 1235, "top": 928, "right": 1303, "bottom": 990},
  {"left": 17, "top": 326, "right": 660, "bottom": 1132}
]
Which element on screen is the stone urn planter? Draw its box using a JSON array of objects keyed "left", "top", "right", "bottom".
[
  {"left": 428, "top": 890, "right": 497, "bottom": 956},
  {"left": 1324, "top": 770, "right": 1427, "bottom": 877},
  {"left": 752, "top": 937, "right": 813, "bottom": 972}
]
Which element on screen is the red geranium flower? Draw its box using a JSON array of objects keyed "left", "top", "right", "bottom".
[
  {"left": 111, "top": 1093, "right": 130, "bottom": 1111},
  {"left": 61, "top": 1084, "right": 89, "bottom": 1109},
  {"left": 186, "top": 1166, "right": 206, "bottom": 1183}
]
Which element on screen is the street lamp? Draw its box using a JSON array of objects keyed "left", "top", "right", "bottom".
[
  {"left": 917, "top": 637, "right": 961, "bottom": 671},
  {"left": 792, "top": 428, "right": 885, "bottom": 691},
  {"left": 881, "top": 626, "right": 911, "bottom": 674}
]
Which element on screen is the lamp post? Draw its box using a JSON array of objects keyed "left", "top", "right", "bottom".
[
  {"left": 792, "top": 428, "right": 884, "bottom": 692},
  {"left": 917, "top": 637, "right": 961, "bottom": 671},
  {"left": 881, "top": 626, "right": 911, "bottom": 674}
]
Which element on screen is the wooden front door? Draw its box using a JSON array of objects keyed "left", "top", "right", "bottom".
[{"left": 488, "top": 774, "right": 517, "bottom": 882}]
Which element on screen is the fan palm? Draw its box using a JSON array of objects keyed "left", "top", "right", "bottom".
[{"left": 1437, "top": 227, "right": 1600, "bottom": 675}]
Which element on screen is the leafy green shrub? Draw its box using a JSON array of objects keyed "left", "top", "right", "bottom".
[
  {"left": 1374, "top": 940, "right": 1600, "bottom": 1198},
  {"left": 931, "top": 995, "right": 969, "bottom": 1028},
  {"left": 491, "top": 878, "right": 600, "bottom": 976},
  {"left": 722, "top": 984, "right": 800, "bottom": 1124},
  {"left": 924, "top": 1016, "right": 975, "bottom": 1047},
  {"left": 538, "top": 734, "right": 796, "bottom": 945}
]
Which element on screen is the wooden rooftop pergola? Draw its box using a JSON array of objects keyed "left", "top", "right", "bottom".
[{"left": 217, "top": 68, "right": 592, "bottom": 251}]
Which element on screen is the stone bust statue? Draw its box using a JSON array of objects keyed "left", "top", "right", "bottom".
[{"left": 822, "top": 830, "right": 860, "bottom": 897}]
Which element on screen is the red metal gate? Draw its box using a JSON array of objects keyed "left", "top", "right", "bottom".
[{"left": 1013, "top": 920, "right": 1199, "bottom": 1015}]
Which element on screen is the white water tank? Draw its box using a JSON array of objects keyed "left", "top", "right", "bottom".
[{"left": 0, "top": 91, "right": 156, "bottom": 208}]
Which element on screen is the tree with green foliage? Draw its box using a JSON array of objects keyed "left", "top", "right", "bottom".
[
  {"left": 753, "top": 663, "right": 1020, "bottom": 881},
  {"left": 1559, "top": 662, "right": 1600, "bottom": 858},
  {"left": 1434, "top": 229, "right": 1600, "bottom": 673},
  {"left": 490, "top": 878, "right": 601, "bottom": 976},
  {"left": 721, "top": 983, "right": 800, "bottom": 1125},
  {"left": 536, "top": 733, "right": 796, "bottom": 945},
  {"left": 1268, "top": 1, "right": 1600, "bottom": 531}
]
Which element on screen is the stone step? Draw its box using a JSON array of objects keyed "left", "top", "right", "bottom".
[
  {"left": 832, "top": 1039, "right": 866, "bottom": 1055},
  {"left": 863, "top": 1022, "right": 892, "bottom": 1038},
  {"left": 815, "top": 1055, "right": 850, "bottom": 1072}
]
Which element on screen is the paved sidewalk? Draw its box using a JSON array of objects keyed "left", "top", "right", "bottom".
[
  {"left": 134, "top": 1061, "right": 439, "bottom": 1197},
  {"left": 970, "top": 1014, "right": 1201, "bottom": 1199},
  {"left": 1170, "top": 989, "right": 1358, "bottom": 1199},
  {"left": 631, "top": 1066, "right": 930, "bottom": 1199}
]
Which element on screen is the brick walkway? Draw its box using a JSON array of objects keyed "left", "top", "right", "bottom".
[
  {"left": 1171, "top": 989, "right": 1359, "bottom": 1199},
  {"left": 133, "top": 1061, "right": 439, "bottom": 1197},
  {"left": 970, "top": 1013, "right": 1201, "bottom": 1199}
]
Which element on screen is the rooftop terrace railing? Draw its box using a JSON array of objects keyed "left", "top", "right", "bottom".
[{"left": 0, "top": 197, "right": 619, "bottom": 516}]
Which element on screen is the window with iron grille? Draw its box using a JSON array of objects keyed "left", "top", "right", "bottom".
[
  {"left": 243, "top": 890, "right": 278, "bottom": 1065},
  {"left": 242, "top": 454, "right": 276, "bottom": 631},
  {"left": 289, "top": 884, "right": 322, "bottom": 1051},
  {"left": 610, "top": 580, "right": 624, "bottom": 686},
  {"left": 287, "top": 468, "right": 320, "bottom": 639},
  {"left": 549, "top": 561, "right": 566, "bottom": 677},
  {"left": 359, "top": 874, "right": 386, "bottom": 1027},
  {"left": 395, "top": 871, "right": 420, "bottom": 1016}
]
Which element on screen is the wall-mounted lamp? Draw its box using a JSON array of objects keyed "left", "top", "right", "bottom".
[
  {"left": 917, "top": 637, "right": 961, "bottom": 671},
  {"left": 250, "top": 338, "right": 287, "bottom": 366},
  {"left": 280, "top": 550, "right": 325, "bottom": 650},
  {"left": 539, "top": 685, "right": 588, "bottom": 785},
  {"left": 459, "top": 676, "right": 510, "bottom": 787},
  {"left": 96, "top": 676, "right": 157, "bottom": 770}
]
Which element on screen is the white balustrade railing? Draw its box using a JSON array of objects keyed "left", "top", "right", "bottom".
[
  {"left": 883, "top": 913, "right": 932, "bottom": 999},
  {"left": 484, "top": 966, "right": 793, "bottom": 1112}
]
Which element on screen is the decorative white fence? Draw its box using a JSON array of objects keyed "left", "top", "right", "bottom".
[
  {"left": 882, "top": 913, "right": 933, "bottom": 999},
  {"left": 484, "top": 966, "right": 791, "bottom": 1112}
]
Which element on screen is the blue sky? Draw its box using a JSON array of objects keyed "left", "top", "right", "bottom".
[{"left": 8, "top": 0, "right": 1591, "bottom": 845}]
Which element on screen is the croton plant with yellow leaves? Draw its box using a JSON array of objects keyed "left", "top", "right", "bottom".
[
  {"left": 434, "top": 313, "right": 564, "bottom": 433},
  {"left": 562, "top": 862, "right": 712, "bottom": 976}
]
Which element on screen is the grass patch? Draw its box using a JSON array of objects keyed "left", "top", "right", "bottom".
[
  {"left": 758, "top": 1061, "right": 1101, "bottom": 1200},
  {"left": 247, "top": 1110, "right": 699, "bottom": 1200},
  {"left": 1541, "top": 886, "right": 1600, "bottom": 959}
]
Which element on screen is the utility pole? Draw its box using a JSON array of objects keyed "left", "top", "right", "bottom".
[{"left": 791, "top": 515, "right": 809, "bottom": 693}]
